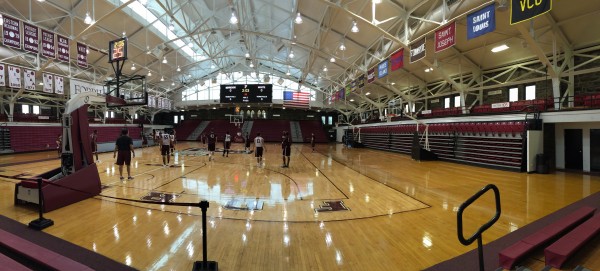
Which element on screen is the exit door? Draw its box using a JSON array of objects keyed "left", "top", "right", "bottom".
[{"left": 564, "top": 129, "right": 583, "bottom": 170}]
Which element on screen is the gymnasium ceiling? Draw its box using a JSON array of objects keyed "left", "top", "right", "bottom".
[{"left": 1, "top": 0, "right": 600, "bottom": 114}]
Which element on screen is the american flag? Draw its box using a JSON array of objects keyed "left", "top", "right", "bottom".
[{"left": 283, "top": 91, "right": 310, "bottom": 108}]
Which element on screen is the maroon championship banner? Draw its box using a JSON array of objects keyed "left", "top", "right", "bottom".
[
  {"left": 77, "top": 42, "right": 87, "bottom": 68},
  {"left": 358, "top": 74, "right": 365, "bottom": 89},
  {"left": 367, "top": 68, "right": 375, "bottom": 83},
  {"left": 390, "top": 49, "right": 404, "bottom": 71},
  {"left": 22, "top": 22, "right": 39, "bottom": 54},
  {"left": 435, "top": 21, "right": 456, "bottom": 53},
  {"left": 41, "top": 29, "right": 56, "bottom": 59},
  {"left": 3, "top": 15, "right": 21, "bottom": 49},
  {"left": 57, "top": 35, "right": 70, "bottom": 62}
]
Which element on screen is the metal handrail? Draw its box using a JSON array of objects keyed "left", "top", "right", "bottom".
[{"left": 457, "top": 184, "right": 501, "bottom": 271}]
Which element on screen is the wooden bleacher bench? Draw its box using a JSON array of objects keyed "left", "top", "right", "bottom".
[
  {"left": 0, "top": 229, "right": 93, "bottom": 271},
  {"left": 544, "top": 213, "right": 600, "bottom": 268},
  {"left": 0, "top": 252, "right": 32, "bottom": 271},
  {"left": 498, "top": 206, "right": 596, "bottom": 269}
]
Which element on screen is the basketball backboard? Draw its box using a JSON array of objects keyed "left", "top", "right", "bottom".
[{"left": 105, "top": 75, "right": 148, "bottom": 108}]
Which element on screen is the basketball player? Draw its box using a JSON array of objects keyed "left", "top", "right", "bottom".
[
  {"left": 91, "top": 130, "right": 99, "bottom": 162},
  {"left": 223, "top": 131, "right": 231, "bottom": 157},
  {"left": 207, "top": 130, "right": 217, "bottom": 161},
  {"left": 244, "top": 133, "right": 251, "bottom": 153},
  {"left": 281, "top": 131, "right": 291, "bottom": 168},
  {"left": 310, "top": 133, "right": 315, "bottom": 152},
  {"left": 160, "top": 131, "right": 173, "bottom": 167},
  {"left": 141, "top": 131, "right": 148, "bottom": 148},
  {"left": 56, "top": 134, "right": 62, "bottom": 158},
  {"left": 113, "top": 128, "right": 135, "bottom": 180},
  {"left": 170, "top": 130, "right": 176, "bottom": 156},
  {"left": 254, "top": 132, "right": 265, "bottom": 166}
]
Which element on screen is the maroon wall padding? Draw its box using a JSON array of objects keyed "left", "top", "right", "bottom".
[{"left": 40, "top": 164, "right": 101, "bottom": 213}]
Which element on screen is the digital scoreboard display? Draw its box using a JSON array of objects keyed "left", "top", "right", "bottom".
[
  {"left": 220, "top": 84, "right": 273, "bottom": 103},
  {"left": 108, "top": 37, "right": 127, "bottom": 63}
]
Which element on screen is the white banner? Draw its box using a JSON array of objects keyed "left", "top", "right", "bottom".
[
  {"left": 43, "top": 73, "right": 53, "bottom": 93},
  {"left": 0, "top": 64, "right": 5, "bottom": 86},
  {"left": 421, "top": 109, "right": 432, "bottom": 114},
  {"left": 492, "top": 102, "right": 510, "bottom": 109},
  {"left": 55, "top": 76, "right": 64, "bottom": 94},
  {"left": 70, "top": 78, "right": 105, "bottom": 96},
  {"left": 24, "top": 69, "right": 36, "bottom": 90},
  {"left": 8, "top": 65, "right": 21, "bottom": 88},
  {"left": 158, "top": 97, "right": 163, "bottom": 109}
]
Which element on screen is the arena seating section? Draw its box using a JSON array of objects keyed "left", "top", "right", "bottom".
[
  {"left": 175, "top": 119, "right": 328, "bottom": 143},
  {"left": 3, "top": 125, "right": 141, "bottom": 153},
  {"left": 356, "top": 121, "right": 526, "bottom": 171}
]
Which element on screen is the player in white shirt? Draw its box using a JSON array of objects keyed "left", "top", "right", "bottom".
[
  {"left": 254, "top": 133, "right": 266, "bottom": 166},
  {"left": 160, "top": 132, "right": 173, "bottom": 167},
  {"left": 223, "top": 131, "right": 231, "bottom": 157}
]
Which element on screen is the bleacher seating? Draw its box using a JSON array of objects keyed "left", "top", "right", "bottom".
[
  {"left": 498, "top": 206, "right": 596, "bottom": 269},
  {"left": 544, "top": 213, "right": 600, "bottom": 268},
  {"left": 250, "top": 120, "right": 290, "bottom": 142},
  {"left": 89, "top": 126, "right": 142, "bottom": 143},
  {"left": 0, "top": 252, "right": 31, "bottom": 271},
  {"left": 202, "top": 120, "right": 243, "bottom": 141},
  {"left": 0, "top": 228, "right": 93, "bottom": 271},
  {"left": 298, "top": 120, "right": 328, "bottom": 143},
  {"left": 8, "top": 126, "right": 62, "bottom": 152},
  {"left": 174, "top": 119, "right": 202, "bottom": 141}
]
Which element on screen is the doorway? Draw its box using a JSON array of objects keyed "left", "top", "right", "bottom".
[
  {"left": 590, "top": 129, "right": 600, "bottom": 171},
  {"left": 564, "top": 129, "right": 583, "bottom": 170}
]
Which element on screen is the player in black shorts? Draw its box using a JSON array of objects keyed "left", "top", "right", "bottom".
[
  {"left": 254, "top": 133, "right": 266, "bottom": 166},
  {"left": 281, "top": 131, "right": 291, "bottom": 168},
  {"left": 114, "top": 128, "right": 135, "bottom": 180},
  {"left": 310, "top": 133, "right": 315, "bottom": 152},
  {"left": 207, "top": 130, "right": 216, "bottom": 161},
  {"left": 244, "top": 133, "right": 251, "bottom": 153}
]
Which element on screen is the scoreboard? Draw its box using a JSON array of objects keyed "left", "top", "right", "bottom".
[{"left": 220, "top": 84, "right": 273, "bottom": 103}]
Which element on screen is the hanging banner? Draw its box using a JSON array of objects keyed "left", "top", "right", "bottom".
[
  {"left": 367, "top": 68, "right": 375, "bottom": 83},
  {"left": 55, "top": 76, "right": 64, "bottom": 94},
  {"left": 8, "top": 66, "right": 21, "bottom": 88},
  {"left": 345, "top": 85, "right": 351, "bottom": 95},
  {"left": 435, "top": 21, "right": 456, "bottom": 52},
  {"left": 70, "top": 78, "right": 104, "bottom": 96},
  {"left": 350, "top": 79, "right": 357, "bottom": 92},
  {"left": 24, "top": 69, "right": 36, "bottom": 90},
  {"left": 41, "top": 29, "right": 56, "bottom": 59},
  {"left": 378, "top": 60, "right": 388, "bottom": 78},
  {"left": 22, "top": 22, "right": 39, "bottom": 54},
  {"left": 358, "top": 74, "right": 365, "bottom": 89},
  {"left": 0, "top": 64, "right": 5, "bottom": 87},
  {"left": 77, "top": 42, "right": 87, "bottom": 68},
  {"left": 390, "top": 49, "right": 404, "bottom": 71},
  {"left": 467, "top": 4, "right": 496, "bottom": 40},
  {"left": 3, "top": 15, "right": 21, "bottom": 49},
  {"left": 511, "top": 0, "right": 552, "bottom": 25},
  {"left": 410, "top": 37, "right": 426, "bottom": 63},
  {"left": 43, "top": 73, "right": 53, "bottom": 93},
  {"left": 57, "top": 35, "right": 70, "bottom": 62}
]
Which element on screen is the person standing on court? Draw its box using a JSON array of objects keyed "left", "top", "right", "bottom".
[
  {"left": 207, "top": 130, "right": 217, "bottom": 161},
  {"left": 310, "top": 133, "right": 315, "bottom": 152},
  {"left": 281, "top": 131, "right": 291, "bottom": 168},
  {"left": 56, "top": 134, "right": 62, "bottom": 158},
  {"left": 254, "top": 132, "right": 265, "bottom": 166},
  {"left": 244, "top": 133, "right": 251, "bottom": 153},
  {"left": 160, "top": 131, "right": 173, "bottom": 167},
  {"left": 170, "top": 130, "right": 176, "bottom": 156},
  {"left": 91, "top": 129, "right": 99, "bottom": 162},
  {"left": 223, "top": 131, "right": 231, "bottom": 157},
  {"left": 113, "top": 128, "right": 135, "bottom": 180}
]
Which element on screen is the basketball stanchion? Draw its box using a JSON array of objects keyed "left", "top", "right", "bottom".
[
  {"left": 192, "top": 200, "right": 218, "bottom": 271},
  {"left": 28, "top": 178, "right": 54, "bottom": 230}
]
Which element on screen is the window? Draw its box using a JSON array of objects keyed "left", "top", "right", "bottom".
[
  {"left": 32, "top": 105, "right": 40, "bottom": 115},
  {"left": 405, "top": 104, "right": 410, "bottom": 113},
  {"left": 22, "top": 105, "right": 30, "bottom": 114},
  {"left": 134, "top": 113, "right": 138, "bottom": 119},
  {"left": 322, "top": 116, "right": 326, "bottom": 124},
  {"left": 105, "top": 111, "right": 109, "bottom": 118},
  {"left": 180, "top": 115, "right": 184, "bottom": 121},
  {"left": 174, "top": 115, "right": 179, "bottom": 124},
  {"left": 328, "top": 116, "right": 333, "bottom": 125},
  {"left": 110, "top": 111, "right": 115, "bottom": 118},
  {"left": 444, "top": 97, "right": 451, "bottom": 108},
  {"left": 454, "top": 95, "right": 461, "bottom": 108},
  {"left": 525, "top": 85, "right": 536, "bottom": 100},
  {"left": 509, "top": 87, "right": 519, "bottom": 102}
]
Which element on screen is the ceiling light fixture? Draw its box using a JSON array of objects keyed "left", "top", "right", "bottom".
[
  {"left": 351, "top": 21, "right": 359, "bottom": 33},
  {"left": 147, "top": 71, "right": 152, "bottom": 77},
  {"left": 289, "top": 50, "right": 295, "bottom": 58},
  {"left": 350, "top": 99, "right": 355, "bottom": 102},
  {"left": 37, "top": 0, "right": 46, "bottom": 2},
  {"left": 188, "top": 42, "right": 193, "bottom": 48},
  {"left": 424, "top": 68, "right": 433, "bottom": 72},
  {"left": 172, "top": 82, "right": 175, "bottom": 86},
  {"left": 0, "top": 15, "right": 3, "bottom": 25},
  {"left": 245, "top": 52, "right": 250, "bottom": 58},
  {"left": 373, "top": 0, "right": 382, "bottom": 4},
  {"left": 162, "top": 57, "right": 167, "bottom": 64},
  {"left": 294, "top": 12, "right": 303, "bottom": 24},
  {"left": 330, "top": 57, "right": 336, "bottom": 63},
  {"left": 286, "top": 70, "right": 291, "bottom": 76},
  {"left": 160, "top": 76, "right": 165, "bottom": 81},
  {"left": 323, "top": 66, "right": 328, "bottom": 72},
  {"left": 84, "top": 12, "right": 93, "bottom": 25},
  {"left": 168, "top": 21, "right": 175, "bottom": 31},
  {"left": 491, "top": 44, "right": 510, "bottom": 53},
  {"left": 365, "top": 92, "right": 371, "bottom": 95},
  {"left": 339, "top": 42, "right": 346, "bottom": 51},
  {"left": 229, "top": 12, "right": 238, "bottom": 25},
  {"left": 249, "top": 62, "right": 254, "bottom": 68},
  {"left": 177, "top": 66, "right": 181, "bottom": 72},
  {"left": 131, "top": 63, "right": 136, "bottom": 70},
  {"left": 138, "top": 0, "right": 148, "bottom": 6}
]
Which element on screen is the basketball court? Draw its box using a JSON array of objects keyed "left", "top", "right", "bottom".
[{"left": 1, "top": 141, "right": 599, "bottom": 270}]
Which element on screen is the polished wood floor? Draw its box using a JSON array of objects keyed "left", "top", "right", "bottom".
[{"left": 1, "top": 142, "right": 599, "bottom": 270}]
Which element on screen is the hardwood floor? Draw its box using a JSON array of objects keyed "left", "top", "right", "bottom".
[{"left": 1, "top": 142, "right": 599, "bottom": 270}]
